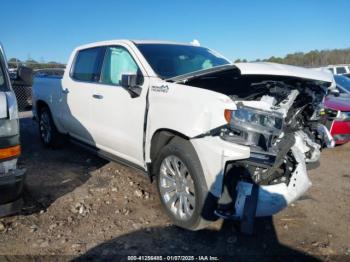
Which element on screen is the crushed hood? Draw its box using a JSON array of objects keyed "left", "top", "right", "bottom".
[
  {"left": 168, "top": 62, "right": 335, "bottom": 89},
  {"left": 0, "top": 92, "right": 7, "bottom": 119},
  {"left": 235, "top": 62, "right": 335, "bottom": 86}
]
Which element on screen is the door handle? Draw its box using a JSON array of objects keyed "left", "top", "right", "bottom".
[
  {"left": 62, "top": 88, "right": 69, "bottom": 94},
  {"left": 92, "top": 94, "right": 103, "bottom": 99}
]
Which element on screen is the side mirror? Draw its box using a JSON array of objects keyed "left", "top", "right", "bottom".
[
  {"left": 11, "top": 66, "right": 33, "bottom": 86},
  {"left": 329, "top": 89, "right": 340, "bottom": 97},
  {"left": 121, "top": 73, "right": 142, "bottom": 98},
  {"left": 121, "top": 73, "right": 138, "bottom": 88}
]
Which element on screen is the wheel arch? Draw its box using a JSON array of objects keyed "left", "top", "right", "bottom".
[
  {"left": 36, "top": 99, "right": 49, "bottom": 116},
  {"left": 149, "top": 129, "right": 189, "bottom": 163},
  {"left": 35, "top": 99, "right": 65, "bottom": 134}
]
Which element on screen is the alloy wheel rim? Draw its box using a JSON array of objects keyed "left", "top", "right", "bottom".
[{"left": 159, "top": 155, "right": 196, "bottom": 221}]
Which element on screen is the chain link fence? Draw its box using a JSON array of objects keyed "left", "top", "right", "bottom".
[
  {"left": 10, "top": 68, "right": 64, "bottom": 112},
  {"left": 12, "top": 84, "right": 32, "bottom": 112}
]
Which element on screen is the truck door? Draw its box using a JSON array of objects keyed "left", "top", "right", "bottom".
[
  {"left": 60, "top": 46, "right": 106, "bottom": 145},
  {"left": 91, "top": 45, "right": 148, "bottom": 167}
]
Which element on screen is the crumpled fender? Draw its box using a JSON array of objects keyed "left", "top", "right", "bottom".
[
  {"left": 145, "top": 81, "right": 236, "bottom": 162},
  {"left": 190, "top": 136, "right": 250, "bottom": 197}
]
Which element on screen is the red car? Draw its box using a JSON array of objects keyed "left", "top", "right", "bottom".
[{"left": 324, "top": 77, "right": 350, "bottom": 145}]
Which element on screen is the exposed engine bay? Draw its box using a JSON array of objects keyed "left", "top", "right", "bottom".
[{"left": 183, "top": 71, "right": 334, "bottom": 187}]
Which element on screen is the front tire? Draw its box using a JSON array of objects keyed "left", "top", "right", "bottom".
[
  {"left": 154, "top": 137, "right": 217, "bottom": 231},
  {"left": 38, "top": 107, "right": 62, "bottom": 148}
]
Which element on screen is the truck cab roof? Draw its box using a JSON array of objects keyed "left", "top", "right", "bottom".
[{"left": 74, "top": 39, "right": 195, "bottom": 51}]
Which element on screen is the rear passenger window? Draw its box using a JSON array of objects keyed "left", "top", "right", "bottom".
[
  {"left": 336, "top": 67, "right": 346, "bottom": 74},
  {"left": 72, "top": 47, "right": 105, "bottom": 82}
]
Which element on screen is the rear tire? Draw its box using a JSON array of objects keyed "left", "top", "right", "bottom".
[
  {"left": 38, "top": 107, "right": 63, "bottom": 148},
  {"left": 154, "top": 137, "right": 217, "bottom": 231}
]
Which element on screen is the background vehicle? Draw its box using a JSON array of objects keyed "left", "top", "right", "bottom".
[
  {"left": 0, "top": 43, "right": 31, "bottom": 217},
  {"left": 343, "top": 73, "right": 350, "bottom": 79},
  {"left": 324, "top": 64, "right": 350, "bottom": 75},
  {"left": 32, "top": 40, "right": 334, "bottom": 232},
  {"left": 334, "top": 75, "right": 350, "bottom": 96},
  {"left": 34, "top": 68, "right": 65, "bottom": 78},
  {"left": 324, "top": 75, "right": 350, "bottom": 144}
]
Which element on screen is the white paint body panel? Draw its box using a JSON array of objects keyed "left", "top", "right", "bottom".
[
  {"left": 191, "top": 136, "right": 250, "bottom": 197},
  {"left": 0, "top": 92, "right": 7, "bottom": 118},
  {"left": 5, "top": 91, "right": 18, "bottom": 120},
  {"left": 235, "top": 62, "right": 335, "bottom": 84}
]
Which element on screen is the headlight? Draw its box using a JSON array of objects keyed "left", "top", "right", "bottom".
[
  {"left": 0, "top": 119, "right": 19, "bottom": 137},
  {"left": 226, "top": 106, "right": 283, "bottom": 134}
]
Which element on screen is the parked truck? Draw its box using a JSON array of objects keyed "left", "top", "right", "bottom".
[
  {"left": 0, "top": 43, "right": 31, "bottom": 217},
  {"left": 32, "top": 40, "right": 335, "bottom": 231}
]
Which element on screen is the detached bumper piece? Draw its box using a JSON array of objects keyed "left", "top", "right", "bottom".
[
  {"left": 235, "top": 144, "right": 311, "bottom": 216},
  {"left": 215, "top": 138, "right": 312, "bottom": 234},
  {"left": 0, "top": 168, "right": 26, "bottom": 217}
]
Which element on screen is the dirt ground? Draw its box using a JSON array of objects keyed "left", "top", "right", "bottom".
[{"left": 0, "top": 112, "right": 349, "bottom": 261}]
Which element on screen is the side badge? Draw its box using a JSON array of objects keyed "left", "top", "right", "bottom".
[{"left": 152, "top": 85, "right": 169, "bottom": 93}]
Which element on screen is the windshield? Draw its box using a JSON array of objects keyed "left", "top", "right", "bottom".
[
  {"left": 136, "top": 43, "right": 231, "bottom": 79},
  {"left": 335, "top": 75, "right": 350, "bottom": 92}
]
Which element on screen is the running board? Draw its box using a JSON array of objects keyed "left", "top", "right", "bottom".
[{"left": 69, "top": 138, "right": 148, "bottom": 176}]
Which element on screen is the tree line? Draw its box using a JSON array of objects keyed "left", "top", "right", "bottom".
[
  {"left": 8, "top": 47, "right": 350, "bottom": 69},
  {"left": 235, "top": 48, "right": 350, "bottom": 67},
  {"left": 7, "top": 58, "right": 65, "bottom": 70}
]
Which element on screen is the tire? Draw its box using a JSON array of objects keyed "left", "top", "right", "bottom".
[
  {"left": 38, "top": 107, "right": 63, "bottom": 148},
  {"left": 154, "top": 137, "right": 217, "bottom": 231}
]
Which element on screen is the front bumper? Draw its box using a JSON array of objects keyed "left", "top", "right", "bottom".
[
  {"left": 234, "top": 144, "right": 311, "bottom": 217},
  {"left": 191, "top": 132, "right": 312, "bottom": 219},
  {"left": 0, "top": 159, "right": 26, "bottom": 216},
  {"left": 0, "top": 169, "right": 26, "bottom": 205}
]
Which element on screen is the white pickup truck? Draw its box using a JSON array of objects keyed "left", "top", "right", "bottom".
[{"left": 32, "top": 40, "right": 335, "bottom": 232}]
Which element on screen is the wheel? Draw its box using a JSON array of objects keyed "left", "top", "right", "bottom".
[
  {"left": 38, "top": 107, "right": 62, "bottom": 148},
  {"left": 154, "top": 137, "right": 217, "bottom": 231}
]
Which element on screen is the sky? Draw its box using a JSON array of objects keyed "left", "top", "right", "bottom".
[{"left": 1, "top": 0, "right": 349, "bottom": 63}]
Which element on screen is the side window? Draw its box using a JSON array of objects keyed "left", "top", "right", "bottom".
[
  {"left": 336, "top": 67, "right": 346, "bottom": 74},
  {"left": 100, "top": 46, "right": 140, "bottom": 85},
  {"left": 72, "top": 47, "right": 105, "bottom": 82},
  {"left": 328, "top": 68, "right": 334, "bottom": 74}
]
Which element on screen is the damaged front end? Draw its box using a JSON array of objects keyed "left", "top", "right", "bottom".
[
  {"left": 182, "top": 64, "right": 335, "bottom": 222},
  {"left": 216, "top": 83, "right": 329, "bottom": 219}
]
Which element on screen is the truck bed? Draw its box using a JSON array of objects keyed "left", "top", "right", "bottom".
[{"left": 32, "top": 75, "right": 63, "bottom": 120}]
